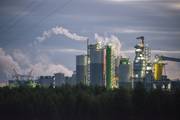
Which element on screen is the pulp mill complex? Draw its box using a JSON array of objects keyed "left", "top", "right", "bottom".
[{"left": 6, "top": 36, "right": 180, "bottom": 90}]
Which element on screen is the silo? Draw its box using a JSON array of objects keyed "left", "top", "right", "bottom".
[
  {"left": 154, "top": 63, "right": 163, "bottom": 81},
  {"left": 119, "top": 58, "right": 132, "bottom": 89},
  {"left": 76, "top": 55, "right": 88, "bottom": 85}
]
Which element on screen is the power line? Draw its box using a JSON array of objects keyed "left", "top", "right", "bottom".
[
  {"left": 39, "top": 0, "right": 73, "bottom": 25},
  {"left": 0, "top": 0, "right": 45, "bottom": 34},
  {"left": 0, "top": 0, "right": 74, "bottom": 37},
  {"left": 0, "top": 1, "right": 35, "bottom": 33}
]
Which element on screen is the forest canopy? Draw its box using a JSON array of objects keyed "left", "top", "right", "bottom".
[{"left": 0, "top": 85, "right": 180, "bottom": 120}]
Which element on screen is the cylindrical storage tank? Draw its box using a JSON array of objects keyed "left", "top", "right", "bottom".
[
  {"left": 154, "top": 63, "right": 163, "bottom": 81},
  {"left": 76, "top": 55, "right": 87, "bottom": 66},
  {"left": 76, "top": 55, "right": 88, "bottom": 84},
  {"left": 54, "top": 73, "right": 65, "bottom": 86},
  {"left": 119, "top": 65, "right": 131, "bottom": 82},
  {"left": 119, "top": 58, "right": 132, "bottom": 89}
]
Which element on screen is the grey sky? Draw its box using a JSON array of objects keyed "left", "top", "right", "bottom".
[{"left": 0, "top": 0, "right": 180, "bottom": 80}]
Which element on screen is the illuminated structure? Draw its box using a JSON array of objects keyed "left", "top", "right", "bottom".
[
  {"left": 133, "top": 36, "right": 152, "bottom": 81},
  {"left": 89, "top": 43, "right": 106, "bottom": 87},
  {"left": 74, "top": 36, "right": 180, "bottom": 90},
  {"left": 106, "top": 45, "right": 111, "bottom": 89},
  {"left": 133, "top": 36, "right": 146, "bottom": 81},
  {"left": 153, "top": 55, "right": 180, "bottom": 89},
  {"left": 133, "top": 36, "right": 153, "bottom": 89},
  {"left": 106, "top": 45, "right": 118, "bottom": 89}
]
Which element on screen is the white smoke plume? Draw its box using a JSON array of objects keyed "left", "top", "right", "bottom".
[
  {"left": 166, "top": 61, "right": 180, "bottom": 80},
  {"left": 0, "top": 48, "right": 21, "bottom": 79},
  {"left": 37, "top": 26, "right": 88, "bottom": 43},
  {"left": 27, "top": 54, "right": 73, "bottom": 77},
  {"left": 94, "top": 33, "right": 122, "bottom": 57},
  {"left": 0, "top": 48, "right": 73, "bottom": 80},
  {"left": 12, "top": 49, "right": 31, "bottom": 68},
  {"left": 29, "top": 63, "right": 73, "bottom": 77}
]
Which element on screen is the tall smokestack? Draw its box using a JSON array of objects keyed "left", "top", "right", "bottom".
[{"left": 87, "top": 38, "right": 89, "bottom": 55}]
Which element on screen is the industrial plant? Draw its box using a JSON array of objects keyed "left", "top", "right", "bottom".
[
  {"left": 5, "top": 36, "right": 180, "bottom": 90},
  {"left": 75, "top": 36, "right": 180, "bottom": 90}
]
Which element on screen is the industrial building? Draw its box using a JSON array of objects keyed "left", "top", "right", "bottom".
[
  {"left": 74, "top": 36, "right": 180, "bottom": 90},
  {"left": 152, "top": 55, "right": 180, "bottom": 90},
  {"left": 132, "top": 36, "right": 180, "bottom": 90},
  {"left": 37, "top": 76, "right": 54, "bottom": 87},
  {"left": 8, "top": 80, "right": 37, "bottom": 88},
  {"left": 106, "top": 45, "right": 118, "bottom": 89},
  {"left": 76, "top": 55, "right": 88, "bottom": 85},
  {"left": 54, "top": 73, "right": 65, "bottom": 87},
  {"left": 37, "top": 72, "right": 76, "bottom": 87},
  {"left": 6, "top": 36, "right": 180, "bottom": 91},
  {"left": 133, "top": 36, "right": 153, "bottom": 89},
  {"left": 66, "top": 71, "right": 76, "bottom": 86},
  {"left": 76, "top": 41, "right": 119, "bottom": 89},
  {"left": 118, "top": 58, "right": 132, "bottom": 89},
  {"left": 89, "top": 43, "right": 106, "bottom": 87},
  {"left": 133, "top": 36, "right": 150, "bottom": 81}
]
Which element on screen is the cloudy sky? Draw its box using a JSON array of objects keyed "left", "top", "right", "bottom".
[{"left": 0, "top": 0, "right": 180, "bottom": 80}]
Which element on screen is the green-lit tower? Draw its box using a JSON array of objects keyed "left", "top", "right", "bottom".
[{"left": 106, "top": 45, "right": 112, "bottom": 89}]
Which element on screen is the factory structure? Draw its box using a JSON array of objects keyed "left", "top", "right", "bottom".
[
  {"left": 76, "top": 41, "right": 120, "bottom": 89},
  {"left": 3, "top": 36, "right": 180, "bottom": 90},
  {"left": 76, "top": 39, "right": 131, "bottom": 89},
  {"left": 8, "top": 71, "right": 76, "bottom": 88},
  {"left": 76, "top": 36, "right": 180, "bottom": 90}
]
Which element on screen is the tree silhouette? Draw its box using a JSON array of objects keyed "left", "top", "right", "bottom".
[{"left": 0, "top": 85, "right": 179, "bottom": 120}]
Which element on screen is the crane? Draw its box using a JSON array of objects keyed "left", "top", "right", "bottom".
[
  {"left": 156, "top": 55, "right": 180, "bottom": 62},
  {"left": 153, "top": 55, "right": 180, "bottom": 89}
]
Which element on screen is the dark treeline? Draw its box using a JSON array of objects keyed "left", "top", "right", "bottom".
[{"left": 0, "top": 84, "right": 180, "bottom": 120}]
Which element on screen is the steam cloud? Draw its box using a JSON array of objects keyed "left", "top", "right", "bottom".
[
  {"left": 1, "top": 26, "right": 180, "bottom": 80},
  {"left": 0, "top": 48, "right": 72, "bottom": 80},
  {"left": 94, "top": 33, "right": 122, "bottom": 57},
  {"left": 29, "top": 63, "right": 72, "bottom": 77},
  {"left": 37, "top": 26, "right": 88, "bottom": 43},
  {"left": 0, "top": 48, "right": 21, "bottom": 79},
  {"left": 166, "top": 61, "right": 180, "bottom": 80}
]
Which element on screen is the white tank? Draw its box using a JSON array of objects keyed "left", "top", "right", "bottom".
[
  {"left": 118, "top": 58, "right": 132, "bottom": 88},
  {"left": 76, "top": 55, "right": 87, "bottom": 66}
]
